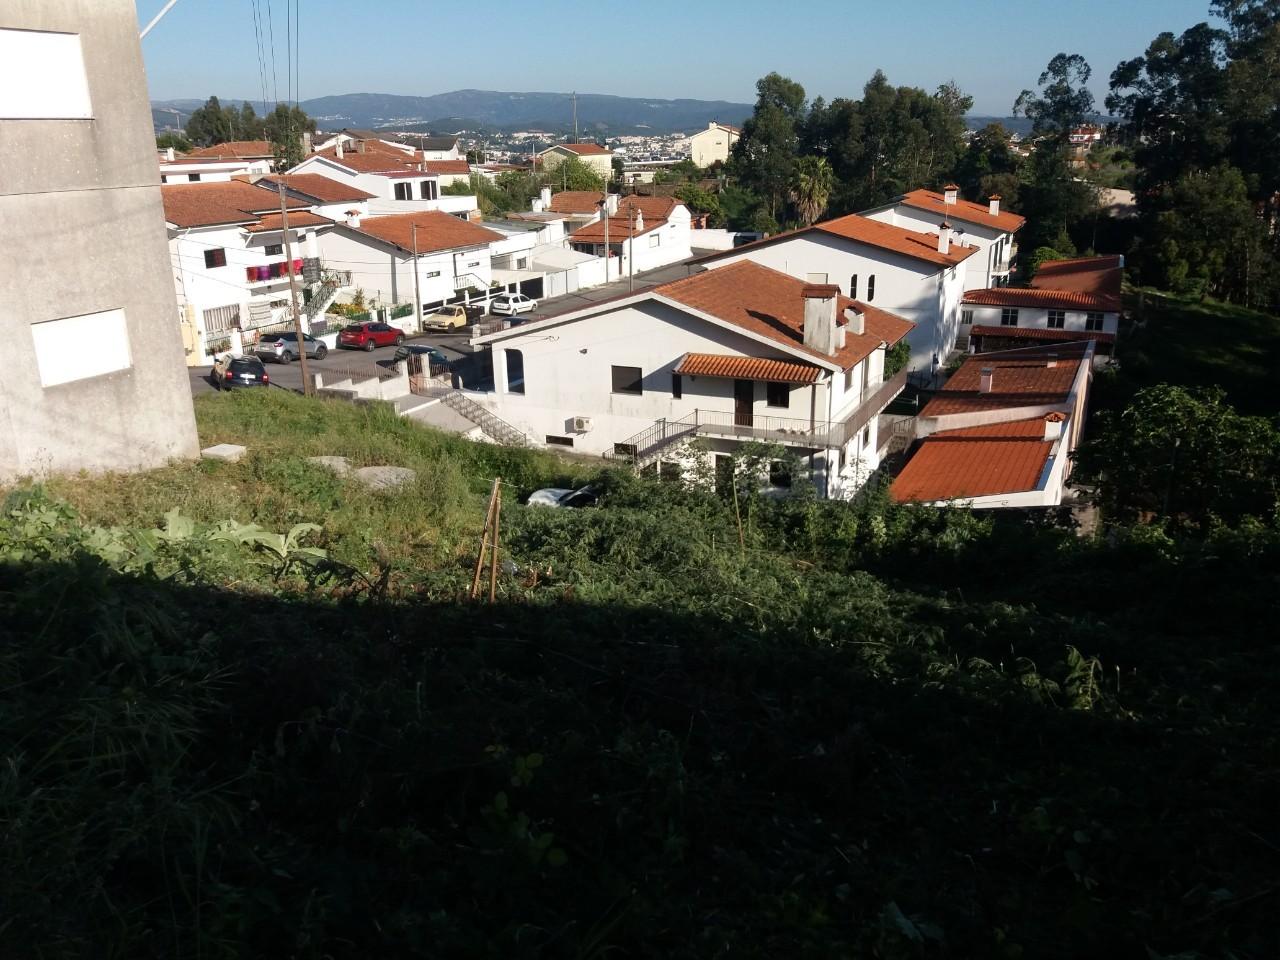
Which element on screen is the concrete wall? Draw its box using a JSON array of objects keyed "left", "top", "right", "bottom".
[
  {"left": 963, "top": 303, "right": 1119, "bottom": 337},
  {"left": 0, "top": 0, "right": 199, "bottom": 480}
]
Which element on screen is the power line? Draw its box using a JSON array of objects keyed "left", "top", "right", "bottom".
[
  {"left": 249, "top": 0, "right": 269, "bottom": 117},
  {"left": 265, "top": 0, "right": 279, "bottom": 108}
]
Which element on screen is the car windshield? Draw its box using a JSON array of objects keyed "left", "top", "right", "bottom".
[{"left": 230, "top": 358, "right": 262, "bottom": 371}]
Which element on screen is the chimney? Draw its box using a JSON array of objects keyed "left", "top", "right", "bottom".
[
  {"left": 303, "top": 131, "right": 312, "bottom": 154},
  {"left": 633, "top": 209, "right": 644, "bottom": 233},
  {"left": 937, "top": 221, "right": 952, "bottom": 256},
  {"left": 802, "top": 285, "right": 840, "bottom": 356},
  {"left": 164, "top": 146, "right": 175, "bottom": 161},
  {"left": 345, "top": 209, "right": 361, "bottom": 229},
  {"left": 336, "top": 140, "right": 344, "bottom": 159},
  {"left": 988, "top": 194, "right": 1001, "bottom": 217},
  {"left": 356, "top": 140, "right": 367, "bottom": 153},
  {"left": 1046, "top": 352, "right": 1058, "bottom": 368},
  {"left": 1044, "top": 412, "right": 1066, "bottom": 441},
  {"left": 605, "top": 193, "right": 619, "bottom": 215},
  {"left": 539, "top": 186, "right": 552, "bottom": 209},
  {"left": 844, "top": 305, "right": 865, "bottom": 336},
  {"left": 978, "top": 367, "right": 994, "bottom": 393},
  {"left": 943, "top": 183, "right": 959, "bottom": 205}
]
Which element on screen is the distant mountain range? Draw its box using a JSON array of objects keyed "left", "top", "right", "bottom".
[{"left": 151, "top": 90, "right": 1038, "bottom": 139}]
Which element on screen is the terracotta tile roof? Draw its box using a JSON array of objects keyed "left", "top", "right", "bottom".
[
  {"left": 656, "top": 261, "right": 914, "bottom": 371},
  {"left": 341, "top": 211, "right": 503, "bottom": 254},
  {"left": 161, "top": 180, "right": 309, "bottom": 228},
  {"left": 969, "top": 324, "right": 1116, "bottom": 344},
  {"left": 920, "top": 344, "right": 1088, "bottom": 416},
  {"left": 571, "top": 214, "right": 665, "bottom": 242},
  {"left": 318, "top": 150, "right": 420, "bottom": 174},
  {"left": 963, "top": 286, "right": 1119, "bottom": 311},
  {"left": 546, "top": 142, "right": 611, "bottom": 156},
  {"left": 423, "top": 160, "right": 471, "bottom": 175},
  {"left": 245, "top": 211, "right": 334, "bottom": 233},
  {"left": 898, "top": 188, "right": 1025, "bottom": 233},
  {"left": 260, "top": 174, "right": 376, "bottom": 203},
  {"left": 617, "top": 195, "right": 681, "bottom": 219},
  {"left": 547, "top": 190, "right": 609, "bottom": 214},
  {"left": 1032, "top": 255, "right": 1123, "bottom": 298},
  {"left": 891, "top": 417, "right": 1057, "bottom": 503},
  {"left": 675, "top": 352, "right": 822, "bottom": 383},
  {"left": 185, "top": 140, "right": 276, "bottom": 159}
]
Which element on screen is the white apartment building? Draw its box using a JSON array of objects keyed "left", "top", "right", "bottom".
[
  {"left": 688, "top": 121, "right": 740, "bottom": 167},
  {"left": 568, "top": 195, "right": 693, "bottom": 277},
  {"left": 289, "top": 141, "right": 476, "bottom": 217}
]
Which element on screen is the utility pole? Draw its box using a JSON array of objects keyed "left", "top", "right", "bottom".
[
  {"left": 572, "top": 91, "right": 578, "bottom": 142},
  {"left": 411, "top": 223, "right": 422, "bottom": 333},
  {"left": 278, "top": 182, "right": 312, "bottom": 396},
  {"left": 628, "top": 206, "right": 636, "bottom": 292}
]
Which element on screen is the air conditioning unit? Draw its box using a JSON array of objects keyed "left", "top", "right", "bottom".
[{"left": 572, "top": 416, "right": 593, "bottom": 432}]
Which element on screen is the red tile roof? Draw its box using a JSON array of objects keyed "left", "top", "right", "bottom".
[
  {"left": 260, "top": 174, "right": 375, "bottom": 203},
  {"left": 898, "top": 188, "right": 1025, "bottom": 233},
  {"left": 891, "top": 417, "right": 1056, "bottom": 503},
  {"left": 423, "top": 160, "right": 471, "bottom": 175},
  {"left": 161, "top": 180, "right": 309, "bottom": 228},
  {"left": 969, "top": 324, "right": 1116, "bottom": 344},
  {"left": 184, "top": 140, "right": 276, "bottom": 159},
  {"left": 571, "top": 214, "right": 665, "bottom": 242},
  {"left": 341, "top": 211, "right": 503, "bottom": 254},
  {"left": 964, "top": 255, "right": 1123, "bottom": 311},
  {"left": 245, "top": 211, "right": 334, "bottom": 233},
  {"left": 617, "top": 195, "right": 682, "bottom": 219},
  {"left": 547, "top": 190, "right": 609, "bottom": 214},
  {"left": 675, "top": 352, "right": 822, "bottom": 383},
  {"left": 656, "top": 261, "right": 914, "bottom": 371},
  {"left": 548, "top": 142, "right": 611, "bottom": 156},
  {"left": 963, "top": 287, "right": 1118, "bottom": 311},
  {"left": 920, "top": 344, "right": 1088, "bottom": 417}
]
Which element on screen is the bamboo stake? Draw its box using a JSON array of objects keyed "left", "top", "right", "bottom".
[
  {"left": 488, "top": 485, "right": 502, "bottom": 603},
  {"left": 470, "top": 478, "right": 500, "bottom": 599}
]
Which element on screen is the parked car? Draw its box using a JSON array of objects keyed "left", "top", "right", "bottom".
[
  {"left": 393, "top": 343, "right": 450, "bottom": 367},
  {"left": 338, "top": 321, "right": 404, "bottom": 352},
  {"left": 527, "top": 485, "right": 597, "bottom": 508},
  {"left": 255, "top": 331, "right": 328, "bottom": 363},
  {"left": 490, "top": 293, "right": 538, "bottom": 316},
  {"left": 422, "top": 303, "right": 482, "bottom": 331},
  {"left": 212, "top": 354, "right": 270, "bottom": 390}
]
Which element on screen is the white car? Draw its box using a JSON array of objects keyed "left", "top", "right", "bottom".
[
  {"left": 490, "top": 293, "right": 538, "bottom": 316},
  {"left": 526, "top": 485, "right": 597, "bottom": 509}
]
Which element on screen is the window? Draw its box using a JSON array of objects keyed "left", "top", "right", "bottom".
[
  {"left": 545, "top": 435, "right": 574, "bottom": 447},
  {"left": 424, "top": 270, "right": 441, "bottom": 279},
  {"left": 961, "top": 309, "right": 974, "bottom": 325},
  {"left": 264, "top": 243, "right": 283, "bottom": 257},
  {"left": 420, "top": 180, "right": 438, "bottom": 200},
  {"left": 505, "top": 348, "right": 524, "bottom": 393},
  {"left": 649, "top": 233, "right": 661, "bottom": 247},
  {"left": 671, "top": 373, "right": 682, "bottom": 399},
  {"left": 766, "top": 382, "right": 789, "bottom": 408},
  {"left": 515, "top": 257, "right": 528, "bottom": 269},
  {"left": 844, "top": 366, "right": 854, "bottom": 392},
  {"left": 188, "top": 173, "right": 201, "bottom": 182},
  {"left": 861, "top": 358, "right": 870, "bottom": 399},
  {"left": 866, "top": 275, "right": 876, "bottom": 301},
  {"left": 861, "top": 425, "right": 871, "bottom": 449},
  {"left": 849, "top": 274, "right": 858, "bottom": 298},
  {"left": 203, "top": 248, "right": 227, "bottom": 268},
  {"left": 1086, "top": 311, "right": 1105, "bottom": 331},
  {"left": 1047, "top": 309, "right": 1066, "bottom": 329},
  {"left": 394, "top": 182, "right": 412, "bottom": 201},
  {"left": 1001, "top": 307, "right": 1019, "bottom": 326},
  {"left": 611, "top": 365, "right": 643, "bottom": 395}
]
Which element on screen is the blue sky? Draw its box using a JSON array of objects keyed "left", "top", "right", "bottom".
[{"left": 138, "top": 0, "right": 1217, "bottom": 115}]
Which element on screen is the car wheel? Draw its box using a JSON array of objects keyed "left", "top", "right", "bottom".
[
  {"left": 363, "top": 339, "right": 375, "bottom": 352},
  {"left": 280, "top": 351, "right": 293, "bottom": 364},
  {"left": 315, "top": 345, "right": 328, "bottom": 359},
  {"left": 395, "top": 334, "right": 405, "bottom": 346}
]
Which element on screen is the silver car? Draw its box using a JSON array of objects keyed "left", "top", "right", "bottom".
[{"left": 255, "top": 331, "right": 328, "bottom": 363}]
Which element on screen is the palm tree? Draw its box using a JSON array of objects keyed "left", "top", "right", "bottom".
[{"left": 790, "top": 156, "right": 835, "bottom": 226}]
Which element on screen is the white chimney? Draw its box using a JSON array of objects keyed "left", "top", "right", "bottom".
[
  {"left": 356, "top": 140, "right": 367, "bottom": 153},
  {"left": 978, "top": 367, "right": 994, "bottom": 393},
  {"left": 336, "top": 140, "right": 344, "bottom": 159},
  {"left": 937, "top": 221, "right": 952, "bottom": 256},
  {"left": 988, "top": 194, "right": 1001, "bottom": 217},
  {"left": 836, "top": 325, "right": 847, "bottom": 349},
  {"left": 605, "top": 193, "right": 619, "bottom": 215},
  {"left": 539, "top": 186, "right": 552, "bottom": 209},
  {"left": 164, "top": 146, "right": 175, "bottom": 161},
  {"left": 943, "top": 184, "right": 959, "bottom": 205},
  {"left": 345, "top": 209, "right": 361, "bottom": 229},
  {"left": 303, "top": 131, "right": 312, "bottom": 154},
  {"left": 531, "top": 197, "right": 545, "bottom": 213},
  {"left": 1046, "top": 353, "right": 1059, "bottom": 368},
  {"left": 802, "top": 285, "right": 840, "bottom": 356},
  {"left": 844, "top": 306, "right": 865, "bottom": 336},
  {"left": 1044, "top": 412, "right": 1065, "bottom": 440},
  {"left": 633, "top": 210, "right": 644, "bottom": 233}
]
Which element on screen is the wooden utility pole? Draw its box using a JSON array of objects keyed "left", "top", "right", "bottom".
[
  {"left": 470, "top": 478, "right": 501, "bottom": 601},
  {"left": 411, "top": 223, "right": 422, "bottom": 333},
  {"left": 278, "top": 181, "right": 312, "bottom": 395}
]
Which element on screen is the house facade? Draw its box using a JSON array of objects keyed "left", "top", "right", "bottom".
[
  {"left": 289, "top": 142, "right": 476, "bottom": 217},
  {"left": 467, "top": 261, "right": 914, "bottom": 499},
  {"left": 568, "top": 195, "right": 694, "bottom": 276},
  {"left": 861, "top": 185, "right": 1024, "bottom": 289},
  {"left": 537, "top": 142, "right": 614, "bottom": 181},
  {"left": 696, "top": 214, "right": 977, "bottom": 375},
  {"left": 1, "top": 0, "right": 199, "bottom": 478},
  {"left": 689, "top": 121, "right": 740, "bottom": 167}
]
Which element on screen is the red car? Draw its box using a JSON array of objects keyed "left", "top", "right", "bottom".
[{"left": 338, "top": 321, "right": 405, "bottom": 352}]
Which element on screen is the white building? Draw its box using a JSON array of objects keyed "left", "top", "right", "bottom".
[
  {"left": 568, "top": 194, "right": 693, "bottom": 276},
  {"left": 536, "top": 142, "right": 614, "bottom": 181},
  {"left": 696, "top": 213, "right": 978, "bottom": 376},
  {"left": 159, "top": 150, "right": 274, "bottom": 183},
  {"left": 289, "top": 140, "right": 476, "bottom": 217},
  {"left": 688, "top": 121, "right": 740, "bottom": 168},
  {"left": 316, "top": 210, "right": 503, "bottom": 319},
  {"left": 467, "top": 260, "right": 914, "bottom": 499},
  {"left": 861, "top": 185, "right": 1024, "bottom": 289}
]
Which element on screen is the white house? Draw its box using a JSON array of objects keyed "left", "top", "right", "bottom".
[
  {"left": 861, "top": 185, "right": 1025, "bottom": 289},
  {"left": 962, "top": 255, "right": 1122, "bottom": 356},
  {"left": 258, "top": 173, "right": 375, "bottom": 223},
  {"left": 467, "top": 260, "right": 915, "bottom": 499},
  {"left": 163, "top": 180, "right": 333, "bottom": 364},
  {"left": 696, "top": 213, "right": 978, "bottom": 376},
  {"left": 159, "top": 149, "right": 274, "bottom": 183},
  {"left": 316, "top": 210, "right": 503, "bottom": 319},
  {"left": 688, "top": 121, "right": 740, "bottom": 168},
  {"left": 892, "top": 341, "right": 1095, "bottom": 509},
  {"left": 568, "top": 195, "right": 693, "bottom": 276},
  {"left": 536, "top": 142, "right": 614, "bottom": 181},
  {"left": 289, "top": 141, "right": 477, "bottom": 217},
  {"left": 401, "top": 134, "right": 462, "bottom": 161}
]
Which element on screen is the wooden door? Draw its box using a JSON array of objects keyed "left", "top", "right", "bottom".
[{"left": 734, "top": 379, "right": 754, "bottom": 427}]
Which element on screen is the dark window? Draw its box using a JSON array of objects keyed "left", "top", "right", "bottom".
[
  {"left": 188, "top": 173, "right": 201, "bottom": 182},
  {"left": 1001, "top": 307, "right": 1019, "bottom": 326},
  {"left": 545, "top": 435, "right": 574, "bottom": 447},
  {"left": 671, "top": 373, "right": 682, "bottom": 398},
  {"left": 766, "top": 382, "right": 789, "bottom": 407},
  {"left": 1086, "top": 311, "right": 1105, "bottom": 331},
  {"left": 394, "top": 182, "right": 412, "bottom": 200},
  {"left": 613, "top": 441, "right": 638, "bottom": 458},
  {"left": 506, "top": 348, "right": 525, "bottom": 393},
  {"left": 420, "top": 180, "right": 437, "bottom": 200},
  {"left": 849, "top": 274, "right": 858, "bottom": 298},
  {"left": 611, "top": 365, "right": 643, "bottom": 395},
  {"left": 961, "top": 309, "right": 974, "bottom": 325},
  {"left": 265, "top": 243, "right": 283, "bottom": 257},
  {"left": 1047, "top": 309, "right": 1066, "bottom": 329},
  {"left": 203, "top": 248, "right": 227, "bottom": 268},
  {"left": 867, "top": 275, "right": 875, "bottom": 301}
]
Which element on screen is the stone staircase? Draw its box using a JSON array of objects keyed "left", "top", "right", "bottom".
[{"left": 438, "top": 391, "right": 528, "bottom": 446}]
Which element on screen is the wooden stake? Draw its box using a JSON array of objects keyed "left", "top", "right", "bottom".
[
  {"left": 488, "top": 485, "right": 502, "bottom": 603},
  {"left": 470, "top": 478, "right": 500, "bottom": 599}
]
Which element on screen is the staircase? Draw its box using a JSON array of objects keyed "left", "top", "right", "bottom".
[
  {"left": 611, "top": 416, "right": 699, "bottom": 470},
  {"left": 304, "top": 281, "right": 340, "bottom": 323},
  {"left": 439, "top": 392, "right": 528, "bottom": 446}
]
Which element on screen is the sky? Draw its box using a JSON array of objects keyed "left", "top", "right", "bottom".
[{"left": 138, "top": 0, "right": 1218, "bottom": 116}]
